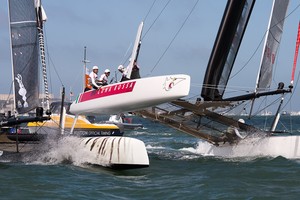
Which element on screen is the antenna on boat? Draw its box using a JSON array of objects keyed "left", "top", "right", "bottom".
[
  {"left": 82, "top": 46, "right": 90, "bottom": 92},
  {"left": 59, "top": 86, "right": 65, "bottom": 135}
]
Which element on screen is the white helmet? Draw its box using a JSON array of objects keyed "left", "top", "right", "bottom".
[
  {"left": 105, "top": 69, "right": 110, "bottom": 73},
  {"left": 238, "top": 119, "right": 245, "bottom": 123},
  {"left": 92, "top": 66, "right": 98, "bottom": 70},
  {"left": 118, "top": 65, "right": 124, "bottom": 71}
]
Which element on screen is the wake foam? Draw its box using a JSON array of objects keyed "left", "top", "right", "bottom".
[
  {"left": 190, "top": 135, "right": 300, "bottom": 159},
  {"left": 23, "top": 136, "right": 97, "bottom": 167}
]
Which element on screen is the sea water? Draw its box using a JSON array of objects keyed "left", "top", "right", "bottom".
[{"left": 0, "top": 116, "right": 300, "bottom": 199}]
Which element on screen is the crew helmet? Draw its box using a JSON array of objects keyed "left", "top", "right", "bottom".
[
  {"left": 238, "top": 119, "right": 245, "bottom": 123},
  {"left": 118, "top": 65, "right": 124, "bottom": 71},
  {"left": 92, "top": 66, "right": 98, "bottom": 70}
]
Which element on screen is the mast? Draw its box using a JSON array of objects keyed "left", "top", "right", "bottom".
[
  {"left": 9, "top": 6, "right": 19, "bottom": 152},
  {"left": 7, "top": 0, "right": 16, "bottom": 116}
]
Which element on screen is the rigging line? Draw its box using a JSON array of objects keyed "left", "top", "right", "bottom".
[
  {"left": 272, "top": 45, "right": 280, "bottom": 85},
  {"left": 282, "top": 70, "right": 300, "bottom": 111},
  {"left": 143, "top": 0, "right": 157, "bottom": 22},
  {"left": 230, "top": 2, "right": 300, "bottom": 80},
  {"left": 121, "top": 0, "right": 172, "bottom": 70},
  {"left": 150, "top": 0, "right": 200, "bottom": 73},
  {"left": 47, "top": 55, "right": 64, "bottom": 86},
  {"left": 121, "top": 43, "right": 132, "bottom": 65},
  {"left": 44, "top": 27, "right": 64, "bottom": 87},
  {"left": 142, "top": 0, "right": 172, "bottom": 40},
  {"left": 283, "top": 2, "right": 300, "bottom": 23},
  {"left": 253, "top": 96, "right": 281, "bottom": 116},
  {"left": 120, "top": 0, "right": 163, "bottom": 66},
  {"left": 230, "top": 31, "right": 266, "bottom": 80}
]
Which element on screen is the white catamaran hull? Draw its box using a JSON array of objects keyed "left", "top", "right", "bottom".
[
  {"left": 198, "top": 135, "right": 300, "bottom": 159},
  {"left": 70, "top": 74, "right": 190, "bottom": 115},
  {"left": 75, "top": 136, "right": 149, "bottom": 169}
]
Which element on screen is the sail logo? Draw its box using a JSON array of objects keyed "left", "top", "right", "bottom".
[
  {"left": 78, "top": 81, "right": 136, "bottom": 103},
  {"left": 15, "top": 74, "right": 28, "bottom": 108},
  {"left": 264, "top": 45, "right": 276, "bottom": 64},
  {"left": 163, "top": 77, "right": 178, "bottom": 91}
]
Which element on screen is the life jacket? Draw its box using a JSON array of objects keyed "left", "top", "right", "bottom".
[{"left": 85, "top": 73, "right": 92, "bottom": 90}]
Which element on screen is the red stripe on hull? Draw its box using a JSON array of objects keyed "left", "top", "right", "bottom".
[{"left": 78, "top": 81, "right": 136, "bottom": 103}]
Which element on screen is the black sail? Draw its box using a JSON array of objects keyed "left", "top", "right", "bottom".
[
  {"left": 201, "top": 0, "right": 255, "bottom": 101},
  {"left": 8, "top": 0, "right": 39, "bottom": 114}
]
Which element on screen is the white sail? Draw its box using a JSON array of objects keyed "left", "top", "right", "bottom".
[
  {"left": 126, "top": 21, "right": 143, "bottom": 79},
  {"left": 255, "top": 0, "right": 289, "bottom": 91}
]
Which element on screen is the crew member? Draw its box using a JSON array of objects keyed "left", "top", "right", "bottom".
[
  {"left": 118, "top": 65, "right": 129, "bottom": 82},
  {"left": 221, "top": 118, "right": 246, "bottom": 144},
  {"left": 87, "top": 66, "right": 101, "bottom": 90},
  {"left": 130, "top": 61, "right": 141, "bottom": 79},
  {"left": 99, "top": 69, "right": 110, "bottom": 86}
]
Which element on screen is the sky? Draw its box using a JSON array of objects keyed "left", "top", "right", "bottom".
[{"left": 0, "top": 0, "right": 300, "bottom": 112}]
